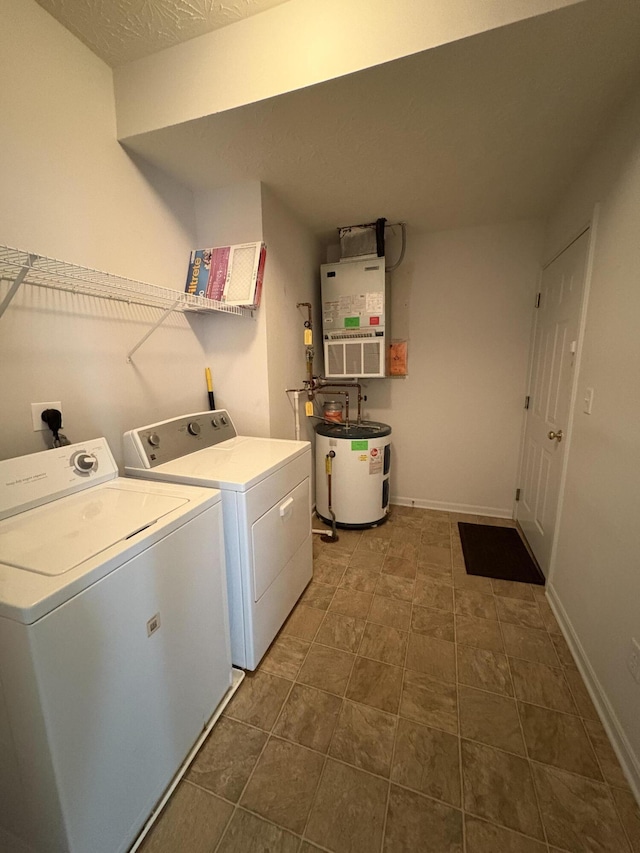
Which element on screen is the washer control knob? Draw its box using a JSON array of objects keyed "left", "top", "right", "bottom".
[
  {"left": 72, "top": 452, "right": 97, "bottom": 473},
  {"left": 147, "top": 433, "right": 160, "bottom": 447},
  {"left": 220, "top": 416, "right": 228, "bottom": 426},
  {"left": 211, "top": 418, "right": 219, "bottom": 428},
  {"left": 187, "top": 422, "right": 201, "bottom": 436}
]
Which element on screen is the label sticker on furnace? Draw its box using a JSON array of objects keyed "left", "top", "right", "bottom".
[{"left": 369, "top": 446, "right": 382, "bottom": 474}]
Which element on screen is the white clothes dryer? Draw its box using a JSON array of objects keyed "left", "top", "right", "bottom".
[
  {"left": 0, "top": 439, "right": 232, "bottom": 853},
  {"left": 123, "top": 410, "right": 313, "bottom": 670}
]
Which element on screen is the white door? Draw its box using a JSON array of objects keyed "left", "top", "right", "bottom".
[{"left": 517, "top": 229, "right": 590, "bottom": 576}]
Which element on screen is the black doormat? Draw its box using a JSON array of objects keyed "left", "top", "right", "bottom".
[{"left": 457, "top": 523, "right": 545, "bottom": 585}]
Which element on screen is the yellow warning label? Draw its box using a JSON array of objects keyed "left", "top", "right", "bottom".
[
  {"left": 359, "top": 454, "right": 368, "bottom": 461},
  {"left": 304, "top": 329, "right": 313, "bottom": 346},
  {"left": 305, "top": 401, "right": 313, "bottom": 416}
]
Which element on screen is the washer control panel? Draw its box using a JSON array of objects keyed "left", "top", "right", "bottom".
[
  {"left": 0, "top": 438, "right": 117, "bottom": 521},
  {"left": 125, "top": 410, "right": 237, "bottom": 468}
]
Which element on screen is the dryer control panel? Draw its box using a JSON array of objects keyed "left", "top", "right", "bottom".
[{"left": 123, "top": 410, "right": 237, "bottom": 469}]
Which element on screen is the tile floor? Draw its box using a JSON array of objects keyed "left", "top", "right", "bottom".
[{"left": 140, "top": 508, "right": 640, "bottom": 853}]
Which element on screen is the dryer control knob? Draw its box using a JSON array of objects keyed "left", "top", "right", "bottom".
[
  {"left": 187, "top": 422, "right": 201, "bottom": 436},
  {"left": 220, "top": 416, "right": 228, "bottom": 426},
  {"left": 72, "top": 452, "right": 97, "bottom": 473},
  {"left": 147, "top": 433, "right": 160, "bottom": 447}
]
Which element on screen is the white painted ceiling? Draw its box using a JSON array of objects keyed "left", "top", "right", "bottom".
[
  {"left": 37, "top": 0, "right": 640, "bottom": 238},
  {"left": 34, "top": 0, "right": 291, "bottom": 66}
]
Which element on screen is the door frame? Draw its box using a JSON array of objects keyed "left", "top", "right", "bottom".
[{"left": 515, "top": 203, "right": 599, "bottom": 583}]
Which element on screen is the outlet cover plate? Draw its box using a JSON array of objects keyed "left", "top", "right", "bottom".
[{"left": 32, "top": 402, "right": 62, "bottom": 432}]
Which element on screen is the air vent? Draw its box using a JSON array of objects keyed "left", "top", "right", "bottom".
[{"left": 324, "top": 337, "right": 385, "bottom": 378}]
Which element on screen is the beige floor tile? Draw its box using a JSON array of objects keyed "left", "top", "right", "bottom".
[
  {"left": 400, "top": 669, "right": 458, "bottom": 734},
  {"left": 383, "top": 784, "right": 463, "bottom": 852},
  {"left": 411, "top": 604, "right": 455, "bottom": 641},
  {"left": 216, "top": 809, "right": 299, "bottom": 853},
  {"left": 535, "top": 598, "right": 563, "bottom": 634},
  {"left": 457, "top": 646, "right": 513, "bottom": 696},
  {"left": 491, "top": 579, "right": 535, "bottom": 601},
  {"left": 339, "top": 564, "right": 379, "bottom": 593},
  {"left": 139, "top": 782, "right": 233, "bottom": 853},
  {"left": 273, "top": 683, "right": 343, "bottom": 753},
  {"left": 464, "top": 815, "right": 546, "bottom": 852},
  {"left": 406, "top": 633, "right": 456, "bottom": 683},
  {"left": 328, "top": 587, "right": 373, "bottom": 619},
  {"left": 312, "top": 559, "right": 347, "bottom": 586},
  {"left": 314, "top": 548, "right": 350, "bottom": 569},
  {"left": 348, "top": 549, "right": 385, "bottom": 571},
  {"left": 355, "top": 536, "right": 390, "bottom": 555},
  {"left": 454, "top": 588, "right": 498, "bottom": 620},
  {"left": 346, "top": 656, "right": 404, "bottom": 713},
  {"left": 359, "top": 621, "right": 408, "bottom": 667},
  {"left": 315, "top": 611, "right": 366, "bottom": 653},
  {"left": 327, "top": 529, "right": 361, "bottom": 554},
  {"left": 501, "top": 622, "right": 560, "bottom": 667},
  {"left": 583, "top": 718, "right": 630, "bottom": 788},
  {"left": 462, "top": 740, "right": 544, "bottom": 840},
  {"left": 458, "top": 686, "right": 525, "bottom": 755},
  {"left": 455, "top": 614, "right": 504, "bottom": 652},
  {"left": 564, "top": 667, "right": 600, "bottom": 721},
  {"left": 368, "top": 594, "right": 412, "bottom": 631},
  {"left": 375, "top": 573, "right": 415, "bottom": 602},
  {"left": 300, "top": 581, "right": 336, "bottom": 610},
  {"left": 417, "top": 562, "right": 454, "bottom": 583},
  {"left": 186, "top": 717, "right": 267, "bottom": 801},
  {"left": 518, "top": 702, "right": 602, "bottom": 780},
  {"left": 611, "top": 787, "right": 640, "bottom": 853},
  {"left": 391, "top": 522, "right": 423, "bottom": 543},
  {"left": 260, "top": 635, "right": 311, "bottom": 681},
  {"left": 495, "top": 596, "right": 545, "bottom": 630},
  {"left": 532, "top": 763, "right": 631, "bottom": 852},
  {"left": 329, "top": 699, "right": 397, "bottom": 776},
  {"left": 297, "top": 644, "right": 355, "bottom": 696},
  {"left": 224, "top": 671, "right": 291, "bottom": 731},
  {"left": 413, "top": 576, "right": 454, "bottom": 611},
  {"left": 305, "top": 759, "right": 388, "bottom": 853},
  {"left": 240, "top": 737, "right": 324, "bottom": 834},
  {"left": 418, "top": 543, "right": 452, "bottom": 567},
  {"left": 421, "top": 526, "right": 451, "bottom": 548},
  {"left": 451, "top": 570, "right": 494, "bottom": 594},
  {"left": 386, "top": 540, "right": 419, "bottom": 562},
  {"left": 392, "top": 716, "right": 461, "bottom": 806},
  {"left": 421, "top": 508, "right": 451, "bottom": 522},
  {"left": 382, "top": 554, "right": 417, "bottom": 579},
  {"left": 549, "top": 632, "right": 578, "bottom": 669},
  {"left": 281, "top": 604, "right": 325, "bottom": 641},
  {"left": 509, "top": 658, "right": 578, "bottom": 715}
]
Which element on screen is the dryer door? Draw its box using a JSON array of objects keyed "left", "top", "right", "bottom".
[{"left": 251, "top": 478, "right": 310, "bottom": 601}]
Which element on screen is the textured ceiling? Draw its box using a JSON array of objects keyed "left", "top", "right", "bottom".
[
  {"left": 122, "top": 1, "right": 640, "bottom": 238},
  {"left": 34, "top": 0, "right": 292, "bottom": 66}
]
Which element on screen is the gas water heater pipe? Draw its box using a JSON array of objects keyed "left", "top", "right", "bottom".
[{"left": 320, "top": 450, "right": 339, "bottom": 543}]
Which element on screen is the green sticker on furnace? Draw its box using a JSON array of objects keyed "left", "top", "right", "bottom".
[
  {"left": 351, "top": 440, "right": 368, "bottom": 451},
  {"left": 344, "top": 317, "right": 360, "bottom": 328}
]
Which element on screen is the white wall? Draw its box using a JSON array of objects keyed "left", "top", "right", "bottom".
[
  {"left": 544, "top": 83, "right": 640, "bottom": 792},
  {"left": 113, "top": 0, "right": 584, "bottom": 139},
  {"left": 361, "top": 221, "right": 544, "bottom": 515},
  {"left": 0, "top": 0, "right": 223, "bottom": 467},
  {"left": 193, "top": 182, "right": 271, "bottom": 436},
  {"left": 260, "top": 185, "right": 322, "bottom": 441}
]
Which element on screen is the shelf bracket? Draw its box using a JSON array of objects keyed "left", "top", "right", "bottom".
[
  {"left": 0, "top": 254, "right": 37, "bottom": 319},
  {"left": 126, "top": 299, "right": 181, "bottom": 363}
]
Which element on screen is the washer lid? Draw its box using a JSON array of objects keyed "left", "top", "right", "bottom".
[
  {"left": 144, "top": 436, "right": 310, "bottom": 491},
  {"left": 0, "top": 485, "right": 187, "bottom": 576}
]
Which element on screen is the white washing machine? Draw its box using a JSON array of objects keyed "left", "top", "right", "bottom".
[
  {"left": 0, "top": 439, "right": 232, "bottom": 853},
  {"left": 123, "top": 410, "right": 313, "bottom": 670}
]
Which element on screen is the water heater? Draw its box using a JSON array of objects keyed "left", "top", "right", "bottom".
[{"left": 321, "top": 257, "right": 387, "bottom": 378}]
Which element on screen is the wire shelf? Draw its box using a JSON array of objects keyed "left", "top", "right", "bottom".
[{"left": 0, "top": 244, "right": 247, "bottom": 316}]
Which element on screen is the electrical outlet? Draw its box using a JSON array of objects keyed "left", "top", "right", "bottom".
[
  {"left": 31, "top": 402, "right": 62, "bottom": 432},
  {"left": 627, "top": 638, "right": 640, "bottom": 685}
]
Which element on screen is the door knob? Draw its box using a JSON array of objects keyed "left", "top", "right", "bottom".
[{"left": 548, "top": 429, "right": 563, "bottom": 442}]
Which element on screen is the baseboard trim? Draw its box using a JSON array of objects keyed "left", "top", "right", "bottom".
[
  {"left": 546, "top": 584, "right": 640, "bottom": 801},
  {"left": 391, "top": 496, "right": 512, "bottom": 519}
]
